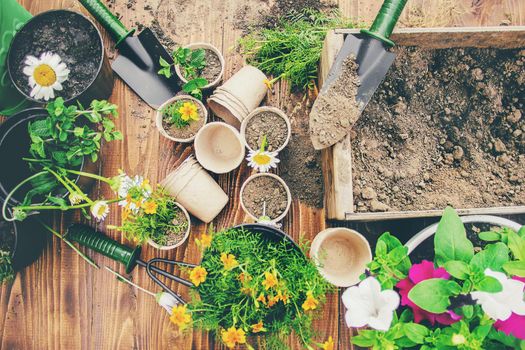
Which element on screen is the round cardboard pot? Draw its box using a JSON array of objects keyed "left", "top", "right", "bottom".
[
  {"left": 194, "top": 122, "right": 245, "bottom": 174},
  {"left": 208, "top": 65, "right": 267, "bottom": 128},
  {"left": 0, "top": 0, "right": 32, "bottom": 116},
  {"left": 310, "top": 228, "right": 372, "bottom": 287},
  {"left": 7, "top": 9, "right": 114, "bottom": 106},
  {"left": 175, "top": 42, "right": 224, "bottom": 90},
  {"left": 160, "top": 156, "right": 228, "bottom": 223},
  {"left": 211, "top": 91, "right": 249, "bottom": 117},
  {"left": 146, "top": 201, "right": 191, "bottom": 251},
  {"left": 207, "top": 96, "right": 246, "bottom": 129},
  {"left": 240, "top": 106, "right": 292, "bottom": 153},
  {"left": 214, "top": 87, "right": 250, "bottom": 115},
  {"left": 0, "top": 108, "right": 98, "bottom": 206},
  {"left": 156, "top": 95, "right": 208, "bottom": 143},
  {"left": 240, "top": 173, "right": 292, "bottom": 223}
]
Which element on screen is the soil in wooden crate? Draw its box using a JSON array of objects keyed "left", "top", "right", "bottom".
[
  {"left": 245, "top": 111, "right": 288, "bottom": 151},
  {"left": 352, "top": 47, "right": 525, "bottom": 213},
  {"left": 243, "top": 176, "right": 288, "bottom": 219}
]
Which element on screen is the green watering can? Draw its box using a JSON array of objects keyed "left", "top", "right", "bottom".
[{"left": 0, "top": 0, "right": 32, "bottom": 116}]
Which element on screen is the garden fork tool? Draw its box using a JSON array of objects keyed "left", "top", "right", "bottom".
[
  {"left": 66, "top": 224, "right": 195, "bottom": 304},
  {"left": 78, "top": 0, "right": 179, "bottom": 108}
]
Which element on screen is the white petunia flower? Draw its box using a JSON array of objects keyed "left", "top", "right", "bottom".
[
  {"left": 117, "top": 174, "right": 152, "bottom": 213},
  {"left": 90, "top": 200, "right": 110, "bottom": 221},
  {"left": 246, "top": 149, "right": 280, "bottom": 173},
  {"left": 156, "top": 292, "right": 179, "bottom": 314},
  {"left": 23, "top": 52, "right": 70, "bottom": 101},
  {"left": 342, "top": 276, "right": 400, "bottom": 331},
  {"left": 471, "top": 269, "right": 525, "bottom": 321}
]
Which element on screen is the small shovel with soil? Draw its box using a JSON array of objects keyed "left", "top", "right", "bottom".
[
  {"left": 309, "top": 0, "right": 408, "bottom": 150},
  {"left": 79, "top": 0, "right": 179, "bottom": 108}
]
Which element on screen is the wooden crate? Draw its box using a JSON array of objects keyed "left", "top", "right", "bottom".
[{"left": 320, "top": 26, "right": 525, "bottom": 221}]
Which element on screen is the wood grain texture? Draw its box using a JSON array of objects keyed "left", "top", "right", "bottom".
[{"left": 1, "top": 0, "right": 524, "bottom": 349}]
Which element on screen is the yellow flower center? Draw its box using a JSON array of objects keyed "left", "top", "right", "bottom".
[
  {"left": 253, "top": 152, "right": 271, "bottom": 165},
  {"left": 96, "top": 204, "right": 107, "bottom": 216},
  {"left": 33, "top": 64, "right": 57, "bottom": 87}
]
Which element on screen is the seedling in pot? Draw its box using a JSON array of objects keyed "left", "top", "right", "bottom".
[{"left": 157, "top": 96, "right": 207, "bottom": 143}]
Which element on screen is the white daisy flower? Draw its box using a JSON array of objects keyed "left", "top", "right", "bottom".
[
  {"left": 90, "top": 200, "right": 110, "bottom": 221},
  {"left": 246, "top": 150, "right": 280, "bottom": 173},
  {"left": 23, "top": 52, "right": 70, "bottom": 101},
  {"left": 117, "top": 175, "right": 152, "bottom": 213},
  {"left": 68, "top": 192, "right": 84, "bottom": 205},
  {"left": 156, "top": 292, "right": 179, "bottom": 314}
]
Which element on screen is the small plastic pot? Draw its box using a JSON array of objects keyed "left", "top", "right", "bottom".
[
  {"left": 146, "top": 201, "right": 191, "bottom": 251},
  {"left": 194, "top": 122, "right": 245, "bottom": 174},
  {"left": 175, "top": 42, "right": 225, "bottom": 90},
  {"left": 240, "top": 106, "right": 292, "bottom": 153},
  {"left": 310, "top": 228, "right": 372, "bottom": 287},
  {"left": 156, "top": 95, "right": 208, "bottom": 143},
  {"left": 240, "top": 173, "right": 292, "bottom": 223},
  {"left": 7, "top": 9, "right": 114, "bottom": 106},
  {"left": 160, "top": 156, "right": 228, "bottom": 223}
]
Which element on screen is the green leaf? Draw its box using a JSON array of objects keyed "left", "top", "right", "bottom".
[
  {"left": 476, "top": 276, "right": 503, "bottom": 293},
  {"left": 408, "top": 278, "right": 459, "bottom": 313},
  {"left": 434, "top": 207, "right": 474, "bottom": 266},
  {"left": 461, "top": 305, "right": 474, "bottom": 318},
  {"left": 519, "top": 226, "right": 525, "bottom": 237},
  {"left": 508, "top": 231, "right": 525, "bottom": 261},
  {"left": 403, "top": 323, "right": 430, "bottom": 344},
  {"left": 352, "top": 331, "right": 376, "bottom": 347},
  {"left": 479, "top": 231, "right": 501, "bottom": 242},
  {"left": 444, "top": 260, "right": 470, "bottom": 280},
  {"left": 503, "top": 261, "right": 525, "bottom": 277},
  {"left": 159, "top": 57, "right": 170, "bottom": 67},
  {"left": 470, "top": 243, "right": 509, "bottom": 271},
  {"left": 375, "top": 240, "right": 387, "bottom": 256},
  {"left": 29, "top": 119, "right": 51, "bottom": 137}
]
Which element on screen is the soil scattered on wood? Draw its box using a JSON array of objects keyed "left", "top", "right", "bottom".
[
  {"left": 243, "top": 176, "right": 289, "bottom": 219},
  {"left": 245, "top": 111, "right": 288, "bottom": 151},
  {"left": 10, "top": 11, "right": 102, "bottom": 101},
  {"left": 309, "top": 55, "right": 361, "bottom": 149},
  {"left": 162, "top": 99, "right": 206, "bottom": 140},
  {"left": 352, "top": 47, "right": 525, "bottom": 213}
]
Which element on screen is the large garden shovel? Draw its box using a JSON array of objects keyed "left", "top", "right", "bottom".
[
  {"left": 79, "top": 0, "right": 178, "bottom": 109},
  {"left": 310, "top": 0, "right": 408, "bottom": 149}
]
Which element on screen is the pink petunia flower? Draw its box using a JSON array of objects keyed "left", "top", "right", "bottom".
[
  {"left": 494, "top": 276, "right": 525, "bottom": 340},
  {"left": 396, "top": 260, "right": 461, "bottom": 325}
]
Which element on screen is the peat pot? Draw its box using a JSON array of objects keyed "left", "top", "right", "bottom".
[
  {"left": 175, "top": 42, "right": 225, "bottom": 90},
  {"left": 7, "top": 9, "right": 113, "bottom": 106},
  {"left": 156, "top": 95, "right": 208, "bottom": 143},
  {"left": 161, "top": 156, "right": 228, "bottom": 223},
  {"left": 146, "top": 201, "right": 191, "bottom": 251}
]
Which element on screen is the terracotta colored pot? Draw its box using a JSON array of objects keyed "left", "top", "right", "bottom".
[
  {"left": 156, "top": 95, "right": 208, "bottom": 143},
  {"left": 240, "top": 106, "right": 292, "bottom": 153},
  {"left": 146, "top": 201, "right": 191, "bottom": 251}
]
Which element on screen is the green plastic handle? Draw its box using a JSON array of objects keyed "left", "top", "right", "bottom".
[
  {"left": 361, "top": 0, "right": 408, "bottom": 47},
  {"left": 66, "top": 224, "right": 141, "bottom": 273},
  {"left": 78, "top": 0, "right": 134, "bottom": 46}
]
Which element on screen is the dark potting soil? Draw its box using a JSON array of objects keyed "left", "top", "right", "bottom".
[
  {"left": 199, "top": 49, "right": 222, "bottom": 83},
  {"left": 10, "top": 11, "right": 102, "bottom": 101},
  {"left": 352, "top": 47, "right": 525, "bottom": 213},
  {"left": 245, "top": 111, "right": 288, "bottom": 151},
  {"left": 0, "top": 221, "right": 15, "bottom": 254},
  {"left": 243, "top": 176, "right": 289, "bottom": 220},
  {"left": 153, "top": 205, "right": 188, "bottom": 247},
  {"left": 309, "top": 55, "right": 361, "bottom": 149},
  {"left": 162, "top": 99, "right": 206, "bottom": 140}
]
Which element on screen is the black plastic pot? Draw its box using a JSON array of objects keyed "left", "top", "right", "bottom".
[{"left": 6, "top": 9, "right": 113, "bottom": 106}]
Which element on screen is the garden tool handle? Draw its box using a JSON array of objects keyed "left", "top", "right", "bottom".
[
  {"left": 361, "top": 0, "right": 408, "bottom": 47},
  {"left": 66, "top": 224, "right": 141, "bottom": 274},
  {"left": 145, "top": 258, "right": 197, "bottom": 305},
  {"left": 78, "top": 0, "right": 135, "bottom": 46}
]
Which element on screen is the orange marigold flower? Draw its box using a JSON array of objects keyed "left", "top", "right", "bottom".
[
  {"left": 238, "top": 272, "right": 252, "bottom": 283},
  {"left": 195, "top": 233, "right": 212, "bottom": 250},
  {"left": 122, "top": 208, "right": 131, "bottom": 221},
  {"left": 170, "top": 305, "right": 192, "bottom": 330},
  {"left": 142, "top": 200, "right": 158, "bottom": 214},
  {"left": 221, "top": 326, "right": 246, "bottom": 349},
  {"left": 267, "top": 295, "right": 278, "bottom": 308},
  {"left": 189, "top": 266, "right": 207, "bottom": 287},
  {"left": 262, "top": 271, "right": 278, "bottom": 290},
  {"left": 322, "top": 336, "right": 335, "bottom": 350},
  {"left": 302, "top": 291, "right": 319, "bottom": 311},
  {"left": 220, "top": 252, "right": 239, "bottom": 271},
  {"left": 256, "top": 293, "right": 266, "bottom": 305},
  {"left": 251, "top": 321, "right": 266, "bottom": 333}
]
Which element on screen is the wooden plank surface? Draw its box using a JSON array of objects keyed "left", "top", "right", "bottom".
[{"left": 1, "top": 0, "right": 524, "bottom": 349}]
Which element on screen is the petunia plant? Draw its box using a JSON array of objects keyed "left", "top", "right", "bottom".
[{"left": 345, "top": 207, "right": 525, "bottom": 350}]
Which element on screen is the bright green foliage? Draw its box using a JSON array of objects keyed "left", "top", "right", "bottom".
[
  {"left": 0, "top": 250, "right": 14, "bottom": 284},
  {"left": 161, "top": 100, "right": 199, "bottom": 129},
  {"left": 408, "top": 279, "right": 461, "bottom": 313},
  {"left": 189, "top": 227, "right": 332, "bottom": 349},
  {"left": 239, "top": 9, "right": 358, "bottom": 91},
  {"left": 434, "top": 207, "right": 474, "bottom": 266}
]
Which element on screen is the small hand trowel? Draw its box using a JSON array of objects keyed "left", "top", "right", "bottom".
[
  {"left": 79, "top": 0, "right": 179, "bottom": 108},
  {"left": 310, "top": 0, "right": 408, "bottom": 149}
]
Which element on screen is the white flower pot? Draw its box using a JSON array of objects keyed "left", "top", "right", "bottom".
[
  {"left": 174, "top": 42, "right": 225, "bottom": 90},
  {"left": 160, "top": 156, "right": 228, "bottom": 223},
  {"left": 194, "top": 122, "right": 245, "bottom": 174},
  {"left": 310, "top": 228, "right": 372, "bottom": 287},
  {"left": 146, "top": 201, "right": 191, "bottom": 251},
  {"left": 240, "top": 106, "right": 292, "bottom": 153},
  {"left": 155, "top": 95, "right": 207, "bottom": 143}
]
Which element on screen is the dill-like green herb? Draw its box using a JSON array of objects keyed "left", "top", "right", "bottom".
[{"left": 0, "top": 250, "right": 14, "bottom": 284}]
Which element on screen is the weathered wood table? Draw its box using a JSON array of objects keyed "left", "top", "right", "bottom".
[{"left": 1, "top": 0, "right": 524, "bottom": 349}]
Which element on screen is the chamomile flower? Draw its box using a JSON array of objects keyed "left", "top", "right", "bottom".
[
  {"left": 23, "top": 52, "right": 70, "bottom": 101},
  {"left": 246, "top": 149, "right": 280, "bottom": 173},
  {"left": 90, "top": 201, "right": 110, "bottom": 221},
  {"left": 68, "top": 192, "right": 84, "bottom": 205},
  {"left": 117, "top": 174, "right": 152, "bottom": 213}
]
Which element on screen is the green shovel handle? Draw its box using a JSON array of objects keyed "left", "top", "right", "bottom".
[
  {"left": 66, "top": 224, "right": 141, "bottom": 274},
  {"left": 361, "top": 0, "right": 408, "bottom": 47},
  {"left": 78, "top": 0, "right": 134, "bottom": 46}
]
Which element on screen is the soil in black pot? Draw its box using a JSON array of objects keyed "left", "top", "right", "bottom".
[
  {"left": 243, "top": 176, "right": 289, "bottom": 219},
  {"left": 0, "top": 220, "right": 15, "bottom": 256},
  {"left": 161, "top": 99, "right": 206, "bottom": 140},
  {"left": 152, "top": 205, "right": 188, "bottom": 247},
  {"left": 245, "top": 111, "right": 288, "bottom": 151},
  {"left": 10, "top": 11, "right": 102, "bottom": 101}
]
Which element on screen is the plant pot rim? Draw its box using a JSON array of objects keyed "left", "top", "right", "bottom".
[
  {"left": 240, "top": 106, "right": 292, "bottom": 153},
  {"left": 146, "top": 201, "right": 191, "bottom": 250},
  {"left": 7, "top": 9, "right": 106, "bottom": 105},
  {"left": 174, "top": 42, "right": 225, "bottom": 90},
  {"left": 207, "top": 96, "right": 244, "bottom": 129},
  {"left": 194, "top": 121, "right": 245, "bottom": 174},
  {"left": 239, "top": 172, "right": 292, "bottom": 223},
  {"left": 309, "top": 227, "right": 372, "bottom": 287},
  {"left": 211, "top": 91, "right": 249, "bottom": 116},
  {"left": 405, "top": 214, "right": 523, "bottom": 255},
  {"left": 156, "top": 95, "right": 208, "bottom": 143},
  {"left": 214, "top": 87, "right": 250, "bottom": 114}
]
